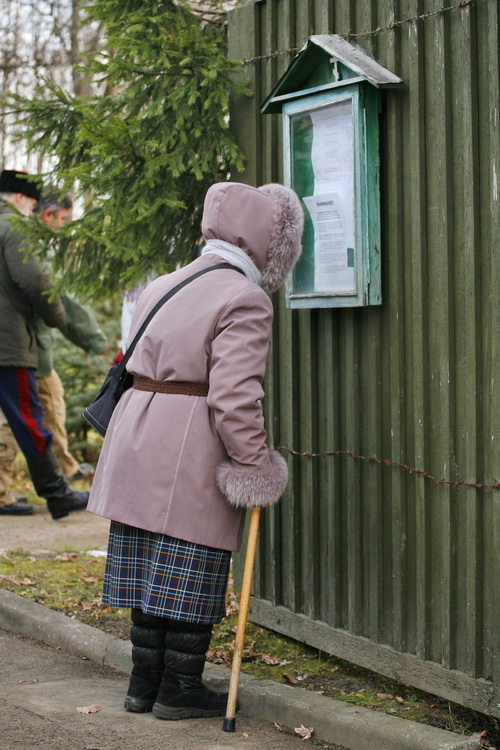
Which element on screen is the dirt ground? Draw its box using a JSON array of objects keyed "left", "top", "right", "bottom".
[{"left": 0, "top": 505, "right": 110, "bottom": 554}]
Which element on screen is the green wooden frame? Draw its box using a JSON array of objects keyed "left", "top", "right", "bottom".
[{"left": 283, "top": 84, "right": 382, "bottom": 308}]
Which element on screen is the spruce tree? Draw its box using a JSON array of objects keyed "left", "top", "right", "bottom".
[{"left": 3, "top": 0, "right": 249, "bottom": 297}]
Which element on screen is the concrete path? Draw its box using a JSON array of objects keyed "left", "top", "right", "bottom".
[{"left": 1, "top": 628, "right": 339, "bottom": 750}]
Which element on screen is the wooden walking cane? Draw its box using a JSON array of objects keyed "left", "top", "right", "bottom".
[{"left": 222, "top": 505, "right": 261, "bottom": 732}]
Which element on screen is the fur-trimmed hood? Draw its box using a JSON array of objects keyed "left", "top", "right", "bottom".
[{"left": 201, "top": 181, "right": 303, "bottom": 292}]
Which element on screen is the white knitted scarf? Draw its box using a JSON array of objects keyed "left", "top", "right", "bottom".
[{"left": 201, "top": 239, "right": 263, "bottom": 287}]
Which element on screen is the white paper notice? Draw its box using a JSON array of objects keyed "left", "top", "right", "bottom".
[
  {"left": 310, "top": 102, "right": 353, "bottom": 199},
  {"left": 303, "top": 101, "right": 356, "bottom": 295},
  {"left": 303, "top": 193, "right": 353, "bottom": 292}
]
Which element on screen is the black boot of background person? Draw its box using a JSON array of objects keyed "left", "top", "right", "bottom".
[
  {"left": 25, "top": 447, "right": 89, "bottom": 520},
  {"left": 152, "top": 621, "right": 228, "bottom": 721},
  {"left": 0, "top": 499, "right": 34, "bottom": 515},
  {"left": 124, "top": 609, "right": 169, "bottom": 713}
]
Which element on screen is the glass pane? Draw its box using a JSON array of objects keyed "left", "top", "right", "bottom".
[{"left": 290, "top": 98, "right": 356, "bottom": 296}]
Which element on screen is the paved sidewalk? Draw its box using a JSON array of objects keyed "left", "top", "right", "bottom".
[
  {"left": 0, "top": 627, "right": 342, "bottom": 750},
  {"left": 0, "top": 509, "right": 481, "bottom": 750}
]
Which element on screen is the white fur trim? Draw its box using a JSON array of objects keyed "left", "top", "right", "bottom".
[
  {"left": 258, "top": 183, "right": 304, "bottom": 293},
  {"left": 216, "top": 450, "right": 288, "bottom": 508}
]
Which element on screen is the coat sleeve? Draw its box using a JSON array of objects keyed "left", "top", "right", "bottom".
[
  {"left": 3, "top": 226, "right": 65, "bottom": 328},
  {"left": 59, "top": 295, "right": 108, "bottom": 354},
  {"left": 208, "top": 286, "right": 288, "bottom": 509}
]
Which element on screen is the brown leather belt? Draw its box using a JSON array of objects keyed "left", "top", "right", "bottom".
[{"left": 133, "top": 375, "right": 208, "bottom": 397}]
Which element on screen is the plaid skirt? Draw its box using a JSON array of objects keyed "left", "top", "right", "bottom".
[{"left": 102, "top": 521, "right": 231, "bottom": 624}]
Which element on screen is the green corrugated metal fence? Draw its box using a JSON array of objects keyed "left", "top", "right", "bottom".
[{"left": 228, "top": 0, "right": 500, "bottom": 717}]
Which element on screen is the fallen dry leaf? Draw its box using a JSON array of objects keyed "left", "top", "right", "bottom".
[
  {"left": 259, "top": 654, "right": 281, "bottom": 665},
  {"left": 260, "top": 654, "right": 292, "bottom": 666},
  {"left": 225, "top": 585, "right": 239, "bottom": 616},
  {"left": 55, "top": 552, "right": 78, "bottom": 561},
  {"left": 81, "top": 576, "right": 99, "bottom": 584},
  {"left": 282, "top": 673, "right": 299, "bottom": 685},
  {"left": 395, "top": 696, "right": 405, "bottom": 703},
  {"left": 376, "top": 693, "right": 394, "bottom": 700},
  {"left": 6, "top": 576, "right": 34, "bottom": 586},
  {"left": 472, "top": 730, "right": 497, "bottom": 748},
  {"left": 273, "top": 721, "right": 283, "bottom": 731},
  {"left": 242, "top": 732, "right": 249, "bottom": 738},
  {"left": 294, "top": 724, "right": 314, "bottom": 740},
  {"left": 76, "top": 704, "right": 101, "bottom": 714},
  {"left": 206, "top": 649, "right": 232, "bottom": 666},
  {"left": 241, "top": 647, "right": 258, "bottom": 661}
]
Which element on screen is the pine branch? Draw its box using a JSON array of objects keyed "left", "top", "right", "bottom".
[{"left": 3, "top": 0, "right": 250, "bottom": 297}]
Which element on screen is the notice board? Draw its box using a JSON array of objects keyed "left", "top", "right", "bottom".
[{"left": 283, "top": 84, "right": 382, "bottom": 308}]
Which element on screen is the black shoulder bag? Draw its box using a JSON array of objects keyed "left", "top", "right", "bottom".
[{"left": 83, "top": 263, "right": 239, "bottom": 437}]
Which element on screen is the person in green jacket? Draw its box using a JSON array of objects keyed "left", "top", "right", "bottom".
[
  {"left": 0, "top": 188, "right": 110, "bottom": 514},
  {"left": 0, "top": 170, "right": 89, "bottom": 519},
  {"left": 32, "top": 190, "right": 109, "bottom": 482}
]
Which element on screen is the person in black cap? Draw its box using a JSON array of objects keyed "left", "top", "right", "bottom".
[{"left": 0, "top": 169, "right": 89, "bottom": 519}]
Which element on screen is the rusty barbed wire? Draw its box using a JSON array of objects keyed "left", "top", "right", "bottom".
[
  {"left": 344, "top": 0, "right": 475, "bottom": 39},
  {"left": 241, "top": 0, "right": 479, "bottom": 64},
  {"left": 277, "top": 446, "right": 500, "bottom": 490}
]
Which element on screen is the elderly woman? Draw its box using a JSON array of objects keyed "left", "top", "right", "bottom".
[{"left": 88, "top": 181, "right": 303, "bottom": 720}]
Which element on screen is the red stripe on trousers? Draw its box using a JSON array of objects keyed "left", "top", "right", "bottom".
[{"left": 15, "top": 368, "right": 47, "bottom": 454}]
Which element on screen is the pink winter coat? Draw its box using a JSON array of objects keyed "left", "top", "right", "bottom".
[{"left": 88, "top": 183, "right": 303, "bottom": 552}]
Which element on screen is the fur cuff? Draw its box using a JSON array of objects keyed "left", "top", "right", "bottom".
[{"left": 216, "top": 450, "right": 288, "bottom": 508}]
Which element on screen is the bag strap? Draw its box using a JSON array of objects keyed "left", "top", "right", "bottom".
[{"left": 116, "top": 263, "right": 242, "bottom": 378}]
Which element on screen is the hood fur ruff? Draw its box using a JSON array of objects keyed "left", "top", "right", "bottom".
[
  {"left": 258, "top": 183, "right": 304, "bottom": 293},
  {"left": 216, "top": 449, "right": 288, "bottom": 508},
  {"left": 202, "top": 181, "right": 304, "bottom": 294}
]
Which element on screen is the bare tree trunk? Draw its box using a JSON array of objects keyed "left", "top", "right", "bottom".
[{"left": 71, "top": 0, "right": 85, "bottom": 96}]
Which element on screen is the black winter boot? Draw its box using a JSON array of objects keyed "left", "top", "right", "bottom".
[
  {"left": 152, "top": 621, "right": 227, "bottom": 720},
  {"left": 26, "top": 447, "right": 89, "bottom": 520},
  {"left": 124, "top": 609, "right": 169, "bottom": 713}
]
